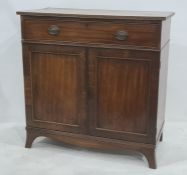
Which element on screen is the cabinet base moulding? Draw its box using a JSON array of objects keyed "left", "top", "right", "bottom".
[{"left": 26, "top": 126, "right": 157, "bottom": 169}]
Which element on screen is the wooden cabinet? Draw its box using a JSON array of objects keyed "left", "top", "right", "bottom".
[{"left": 17, "top": 8, "right": 174, "bottom": 169}]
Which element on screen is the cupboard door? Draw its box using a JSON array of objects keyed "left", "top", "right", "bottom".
[
  {"left": 23, "top": 44, "right": 87, "bottom": 134},
  {"left": 88, "top": 48, "right": 159, "bottom": 143}
]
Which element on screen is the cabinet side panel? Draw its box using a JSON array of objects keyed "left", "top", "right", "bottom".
[
  {"left": 161, "top": 19, "right": 171, "bottom": 48},
  {"left": 157, "top": 43, "right": 169, "bottom": 139}
]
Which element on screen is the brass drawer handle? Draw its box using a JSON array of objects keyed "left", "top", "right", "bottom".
[
  {"left": 115, "top": 31, "right": 128, "bottom": 41},
  {"left": 48, "top": 25, "right": 60, "bottom": 36}
]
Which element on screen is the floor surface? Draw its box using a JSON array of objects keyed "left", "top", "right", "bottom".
[{"left": 0, "top": 121, "right": 186, "bottom": 175}]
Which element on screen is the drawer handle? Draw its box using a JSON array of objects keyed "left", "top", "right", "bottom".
[
  {"left": 115, "top": 31, "right": 128, "bottom": 41},
  {"left": 48, "top": 25, "right": 60, "bottom": 36}
]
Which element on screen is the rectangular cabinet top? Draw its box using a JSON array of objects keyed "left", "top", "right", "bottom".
[{"left": 17, "top": 8, "right": 174, "bottom": 20}]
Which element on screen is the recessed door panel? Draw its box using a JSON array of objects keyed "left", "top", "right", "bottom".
[{"left": 97, "top": 58, "right": 149, "bottom": 134}]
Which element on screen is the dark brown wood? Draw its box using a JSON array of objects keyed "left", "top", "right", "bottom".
[
  {"left": 21, "top": 17, "right": 161, "bottom": 49},
  {"left": 88, "top": 48, "right": 159, "bottom": 143},
  {"left": 140, "top": 147, "right": 157, "bottom": 169},
  {"left": 17, "top": 8, "right": 174, "bottom": 169},
  {"left": 23, "top": 44, "right": 88, "bottom": 134},
  {"left": 25, "top": 129, "right": 36, "bottom": 148},
  {"left": 25, "top": 126, "right": 157, "bottom": 168}
]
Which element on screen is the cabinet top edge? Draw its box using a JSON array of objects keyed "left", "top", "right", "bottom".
[{"left": 16, "top": 8, "right": 175, "bottom": 21}]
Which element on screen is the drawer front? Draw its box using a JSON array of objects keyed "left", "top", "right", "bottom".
[{"left": 22, "top": 18, "right": 161, "bottom": 48}]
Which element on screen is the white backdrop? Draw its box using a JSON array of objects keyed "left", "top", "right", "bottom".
[
  {"left": 0, "top": 0, "right": 186, "bottom": 122},
  {"left": 0, "top": 1, "right": 187, "bottom": 174}
]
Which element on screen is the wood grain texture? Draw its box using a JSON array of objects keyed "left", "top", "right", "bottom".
[
  {"left": 88, "top": 48, "right": 159, "bottom": 143},
  {"left": 97, "top": 58, "right": 149, "bottom": 134},
  {"left": 17, "top": 9, "right": 174, "bottom": 169},
  {"left": 23, "top": 44, "right": 87, "bottom": 133},
  {"left": 25, "top": 126, "right": 157, "bottom": 168},
  {"left": 32, "top": 53, "right": 78, "bottom": 124},
  {"left": 22, "top": 17, "right": 161, "bottom": 49}
]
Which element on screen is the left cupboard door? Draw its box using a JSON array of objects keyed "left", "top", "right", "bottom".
[{"left": 23, "top": 44, "right": 87, "bottom": 134}]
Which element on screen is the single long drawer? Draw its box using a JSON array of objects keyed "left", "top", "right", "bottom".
[{"left": 22, "top": 18, "right": 161, "bottom": 49}]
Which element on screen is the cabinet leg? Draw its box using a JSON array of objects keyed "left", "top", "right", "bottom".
[
  {"left": 141, "top": 148, "right": 157, "bottom": 169},
  {"left": 25, "top": 130, "right": 37, "bottom": 148},
  {"left": 160, "top": 133, "right": 163, "bottom": 142}
]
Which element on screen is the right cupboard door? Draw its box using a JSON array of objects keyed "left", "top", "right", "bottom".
[{"left": 88, "top": 48, "right": 160, "bottom": 143}]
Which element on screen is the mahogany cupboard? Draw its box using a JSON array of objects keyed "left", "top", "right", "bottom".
[{"left": 17, "top": 8, "right": 174, "bottom": 169}]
